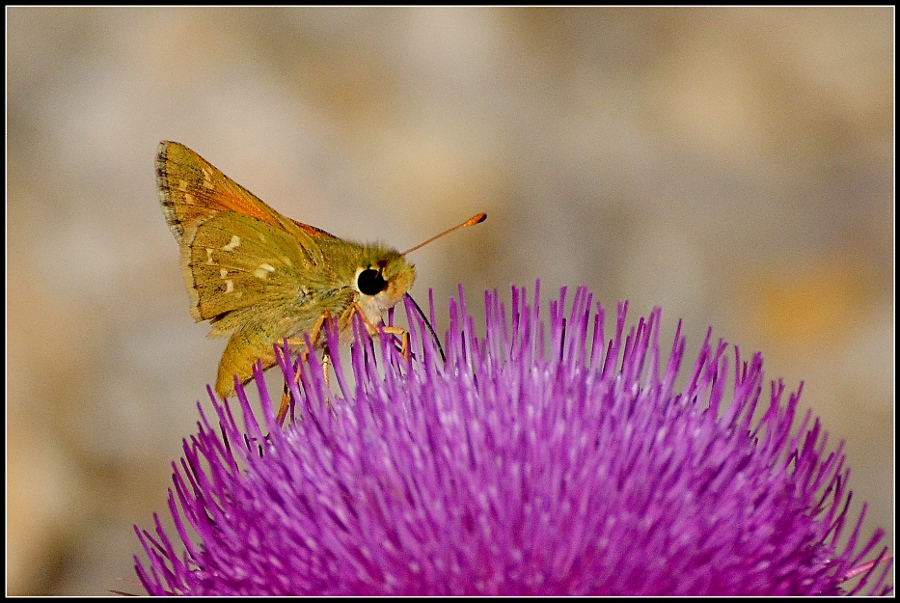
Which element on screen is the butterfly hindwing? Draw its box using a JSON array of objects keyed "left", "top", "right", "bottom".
[{"left": 185, "top": 211, "right": 322, "bottom": 322}]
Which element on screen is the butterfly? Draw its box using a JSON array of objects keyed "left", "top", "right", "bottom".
[{"left": 157, "top": 141, "right": 485, "bottom": 406}]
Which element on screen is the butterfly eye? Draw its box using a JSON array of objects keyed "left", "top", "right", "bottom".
[{"left": 357, "top": 268, "right": 387, "bottom": 296}]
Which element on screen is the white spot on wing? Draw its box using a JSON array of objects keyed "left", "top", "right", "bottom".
[
  {"left": 206, "top": 248, "right": 215, "bottom": 265},
  {"left": 224, "top": 280, "right": 234, "bottom": 294},
  {"left": 222, "top": 235, "right": 241, "bottom": 251},
  {"left": 254, "top": 263, "right": 276, "bottom": 279}
]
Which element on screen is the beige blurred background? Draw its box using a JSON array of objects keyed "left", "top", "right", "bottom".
[{"left": 7, "top": 7, "right": 893, "bottom": 595}]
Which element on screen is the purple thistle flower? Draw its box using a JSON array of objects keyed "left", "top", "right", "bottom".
[{"left": 134, "top": 283, "right": 893, "bottom": 595}]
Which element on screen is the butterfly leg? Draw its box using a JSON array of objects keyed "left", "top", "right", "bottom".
[
  {"left": 350, "top": 302, "right": 410, "bottom": 359},
  {"left": 399, "top": 330, "right": 411, "bottom": 359},
  {"left": 276, "top": 311, "right": 333, "bottom": 426}
]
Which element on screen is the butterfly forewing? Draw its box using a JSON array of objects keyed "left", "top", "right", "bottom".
[{"left": 158, "top": 143, "right": 276, "bottom": 238}]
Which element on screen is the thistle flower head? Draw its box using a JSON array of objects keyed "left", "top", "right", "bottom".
[{"left": 135, "top": 283, "right": 893, "bottom": 595}]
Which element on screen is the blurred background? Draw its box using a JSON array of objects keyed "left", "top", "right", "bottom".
[{"left": 7, "top": 7, "right": 893, "bottom": 595}]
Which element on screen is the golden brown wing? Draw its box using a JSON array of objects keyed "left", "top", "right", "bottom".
[{"left": 157, "top": 141, "right": 285, "bottom": 240}]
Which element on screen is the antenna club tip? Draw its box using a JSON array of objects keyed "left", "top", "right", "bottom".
[
  {"left": 463, "top": 212, "right": 487, "bottom": 227},
  {"left": 401, "top": 212, "right": 488, "bottom": 256}
]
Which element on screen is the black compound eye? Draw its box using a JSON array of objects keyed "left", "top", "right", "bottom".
[{"left": 357, "top": 268, "right": 387, "bottom": 296}]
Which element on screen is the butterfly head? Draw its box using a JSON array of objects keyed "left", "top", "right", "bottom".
[{"left": 353, "top": 251, "right": 416, "bottom": 318}]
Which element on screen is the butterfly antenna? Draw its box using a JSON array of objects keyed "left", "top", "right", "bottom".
[
  {"left": 400, "top": 213, "right": 485, "bottom": 361},
  {"left": 401, "top": 213, "right": 486, "bottom": 256},
  {"left": 404, "top": 293, "right": 446, "bottom": 363}
]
